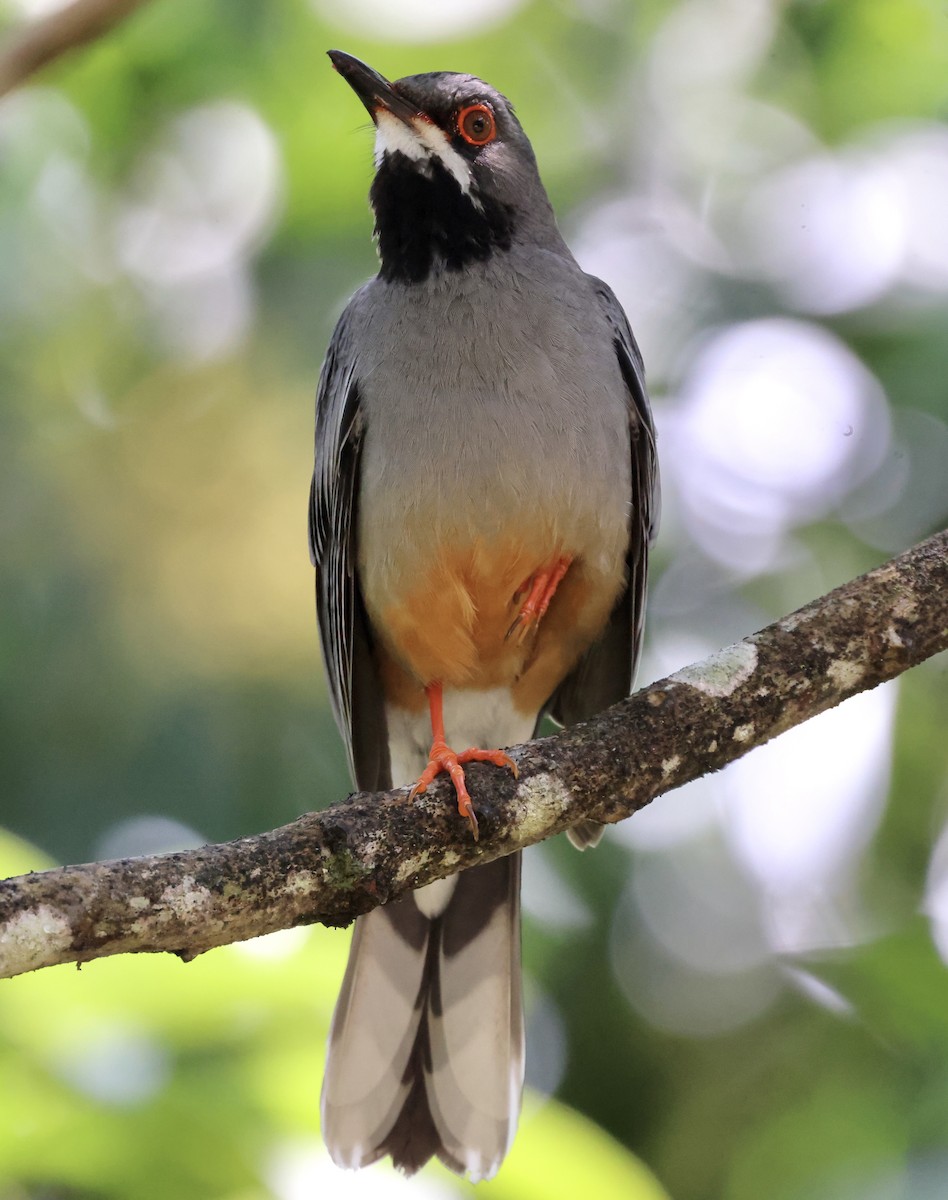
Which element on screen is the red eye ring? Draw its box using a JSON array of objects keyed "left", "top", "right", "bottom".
[{"left": 457, "top": 104, "right": 496, "bottom": 147}]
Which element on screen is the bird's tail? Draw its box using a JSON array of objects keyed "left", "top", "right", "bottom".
[{"left": 320, "top": 853, "right": 524, "bottom": 1182}]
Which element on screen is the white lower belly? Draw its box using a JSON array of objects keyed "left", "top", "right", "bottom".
[
  {"left": 389, "top": 687, "right": 534, "bottom": 919},
  {"left": 386, "top": 687, "right": 536, "bottom": 789}
]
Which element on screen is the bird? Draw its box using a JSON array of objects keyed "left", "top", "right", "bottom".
[{"left": 310, "top": 50, "right": 659, "bottom": 1182}]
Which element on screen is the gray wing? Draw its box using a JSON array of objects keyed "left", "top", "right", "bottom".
[
  {"left": 309, "top": 302, "right": 390, "bottom": 791},
  {"left": 545, "top": 276, "right": 660, "bottom": 731}
]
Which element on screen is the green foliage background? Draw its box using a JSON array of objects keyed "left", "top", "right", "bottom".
[{"left": 1, "top": 1, "right": 947, "bottom": 1198}]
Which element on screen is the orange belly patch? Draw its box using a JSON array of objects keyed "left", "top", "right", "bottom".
[{"left": 373, "top": 534, "right": 623, "bottom": 717}]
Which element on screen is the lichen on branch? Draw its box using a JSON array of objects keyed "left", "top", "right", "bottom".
[{"left": 1, "top": 530, "right": 946, "bottom": 982}]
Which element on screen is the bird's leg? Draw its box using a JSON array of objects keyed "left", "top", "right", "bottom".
[
  {"left": 507, "top": 555, "right": 573, "bottom": 643},
  {"left": 409, "top": 681, "right": 518, "bottom": 840}
]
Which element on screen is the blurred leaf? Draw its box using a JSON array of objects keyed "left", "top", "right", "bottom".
[{"left": 480, "top": 1098, "right": 671, "bottom": 1200}]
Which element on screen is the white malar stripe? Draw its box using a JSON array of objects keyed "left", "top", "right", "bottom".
[
  {"left": 374, "top": 111, "right": 429, "bottom": 172},
  {"left": 411, "top": 119, "right": 475, "bottom": 197},
  {"left": 374, "top": 110, "right": 478, "bottom": 201}
]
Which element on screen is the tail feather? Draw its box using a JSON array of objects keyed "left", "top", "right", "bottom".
[
  {"left": 567, "top": 818, "right": 605, "bottom": 850},
  {"left": 377, "top": 925, "right": 456, "bottom": 1175},
  {"left": 319, "top": 901, "right": 428, "bottom": 1166},
  {"left": 321, "top": 854, "right": 523, "bottom": 1180}
]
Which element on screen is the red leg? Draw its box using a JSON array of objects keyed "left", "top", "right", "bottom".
[
  {"left": 507, "top": 556, "right": 573, "bottom": 643},
  {"left": 408, "top": 682, "right": 518, "bottom": 840}
]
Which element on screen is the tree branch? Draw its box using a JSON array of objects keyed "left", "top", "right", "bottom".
[
  {"left": 0, "top": 0, "right": 149, "bottom": 98},
  {"left": 1, "top": 530, "right": 946, "bottom": 980}
]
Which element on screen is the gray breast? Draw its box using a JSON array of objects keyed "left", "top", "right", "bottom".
[{"left": 354, "top": 249, "right": 631, "bottom": 561}]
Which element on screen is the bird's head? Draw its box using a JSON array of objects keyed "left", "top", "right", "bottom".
[{"left": 329, "top": 50, "right": 559, "bottom": 284}]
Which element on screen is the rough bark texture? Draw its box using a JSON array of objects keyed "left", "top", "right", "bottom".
[
  {"left": 0, "top": 0, "right": 148, "bottom": 97},
  {"left": 1, "top": 530, "right": 946, "bottom": 980}
]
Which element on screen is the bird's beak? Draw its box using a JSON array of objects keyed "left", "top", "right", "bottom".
[{"left": 328, "top": 50, "right": 423, "bottom": 127}]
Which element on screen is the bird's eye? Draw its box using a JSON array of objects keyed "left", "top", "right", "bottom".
[{"left": 457, "top": 104, "right": 496, "bottom": 147}]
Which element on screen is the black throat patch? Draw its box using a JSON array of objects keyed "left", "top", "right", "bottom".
[{"left": 371, "top": 152, "right": 515, "bottom": 285}]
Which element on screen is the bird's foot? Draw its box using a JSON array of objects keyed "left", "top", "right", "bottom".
[
  {"left": 409, "top": 742, "right": 518, "bottom": 840},
  {"left": 507, "top": 556, "right": 573, "bottom": 643}
]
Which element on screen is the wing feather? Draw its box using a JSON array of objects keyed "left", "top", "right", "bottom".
[
  {"left": 309, "top": 302, "right": 390, "bottom": 790},
  {"left": 546, "top": 276, "right": 660, "bottom": 729}
]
